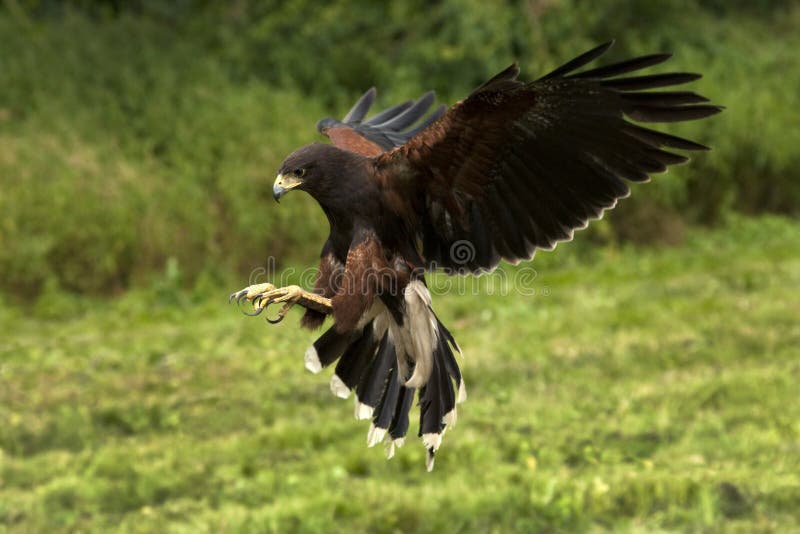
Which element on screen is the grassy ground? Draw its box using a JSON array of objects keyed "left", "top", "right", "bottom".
[{"left": 1, "top": 216, "right": 799, "bottom": 533}]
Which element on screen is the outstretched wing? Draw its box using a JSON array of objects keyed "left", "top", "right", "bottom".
[
  {"left": 374, "top": 41, "right": 723, "bottom": 273},
  {"left": 317, "top": 89, "right": 446, "bottom": 156}
]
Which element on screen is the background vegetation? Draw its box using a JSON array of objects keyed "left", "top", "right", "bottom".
[
  {"left": 1, "top": 1, "right": 799, "bottom": 532},
  {"left": 1, "top": 0, "right": 799, "bottom": 297}
]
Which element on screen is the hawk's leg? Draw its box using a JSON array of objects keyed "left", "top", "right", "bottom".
[{"left": 229, "top": 283, "right": 332, "bottom": 324}]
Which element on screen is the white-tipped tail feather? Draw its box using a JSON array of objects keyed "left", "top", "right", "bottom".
[
  {"left": 330, "top": 374, "right": 351, "bottom": 399},
  {"left": 402, "top": 281, "right": 438, "bottom": 388},
  {"left": 385, "top": 437, "right": 405, "bottom": 459},
  {"left": 443, "top": 408, "right": 457, "bottom": 427},
  {"left": 367, "top": 424, "right": 387, "bottom": 448},
  {"left": 426, "top": 450, "right": 435, "bottom": 472},
  {"left": 304, "top": 346, "right": 322, "bottom": 374},
  {"left": 354, "top": 400, "right": 374, "bottom": 420},
  {"left": 457, "top": 380, "right": 468, "bottom": 403},
  {"left": 310, "top": 280, "right": 464, "bottom": 471},
  {"left": 422, "top": 432, "right": 443, "bottom": 452}
]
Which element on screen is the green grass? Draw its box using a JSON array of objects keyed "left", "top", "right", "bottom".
[{"left": 1, "top": 216, "right": 799, "bottom": 533}]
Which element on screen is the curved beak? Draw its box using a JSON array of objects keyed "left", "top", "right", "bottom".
[{"left": 272, "top": 173, "right": 302, "bottom": 203}]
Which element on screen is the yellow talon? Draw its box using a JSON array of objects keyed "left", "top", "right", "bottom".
[{"left": 230, "top": 283, "right": 332, "bottom": 323}]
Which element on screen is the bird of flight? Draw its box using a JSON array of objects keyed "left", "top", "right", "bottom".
[{"left": 230, "top": 41, "right": 721, "bottom": 471}]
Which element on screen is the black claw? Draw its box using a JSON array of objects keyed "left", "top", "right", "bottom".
[
  {"left": 243, "top": 303, "right": 266, "bottom": 317},
  {"left": 230, "top": 286, "right": 292, "bottom": 324},
  {"left": 266, "top": 313, "right": 285, "bottom": 324},
  {"left": 266, "top": 301, "right": 291, "bottom": 324},
  {"left": 230, "top": 289, "right": 249, "bottom": 305}
]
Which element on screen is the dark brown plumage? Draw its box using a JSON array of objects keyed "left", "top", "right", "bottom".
[{"left": 265, "top": 41, "right": 721, "bottom": 470}]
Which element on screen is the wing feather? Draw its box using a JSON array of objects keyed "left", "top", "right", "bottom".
[
  {"left": 539, "top": 40, "right": 614, "bottom": 80},
  {"left": 342, "top": 88, "right": 376, "bottom": 123},
  {"left": 318, "top": 90, "right": 444, "bottom": 156},
  {"left": 374, "top": 42, "right": 722, "bottom": 273}
]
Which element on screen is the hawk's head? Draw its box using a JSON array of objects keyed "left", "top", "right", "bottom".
[{"left": 273, "top": 143, "right": 366, "bottom": 204}]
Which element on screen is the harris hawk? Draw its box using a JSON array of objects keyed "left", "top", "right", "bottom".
[{"left": 231, "top": 41, "right": 721, "bottom": 470}]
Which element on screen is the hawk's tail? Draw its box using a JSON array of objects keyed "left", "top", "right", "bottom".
[{"left": 304, "top": 315, "right": 465, "bottom": 471}]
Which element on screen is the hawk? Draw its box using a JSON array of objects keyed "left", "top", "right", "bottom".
[{"left": 231, "top": 41, "right": 721, "bottom": 470}]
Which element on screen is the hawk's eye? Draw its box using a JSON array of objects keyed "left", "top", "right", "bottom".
[{"left": 296, "top": 168, "right": 306, "bottom": 178}]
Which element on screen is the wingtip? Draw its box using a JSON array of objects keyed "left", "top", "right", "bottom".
[
  {"left": 431, "top": 103, "right": 447, "bottom": 117},
  {"left": 419, "top": 90, "right": 436, "bottom": 102},
  {"left": 342, "top": 87, "right": 378, "bottom": 124},
  {"left": 599, "top": 39, "right": 616, "bottom": 52},
  {"left": 589, "top": 40, "right": 616, "bottom": 59}
]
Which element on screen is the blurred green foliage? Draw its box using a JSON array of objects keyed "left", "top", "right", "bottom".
[{"left": 1, "top": 0, "right": 798, "bottom": 297}]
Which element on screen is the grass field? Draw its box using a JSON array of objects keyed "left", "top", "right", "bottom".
[{"left": 1, "top": 216, "right": 799, "bottom": 533}]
